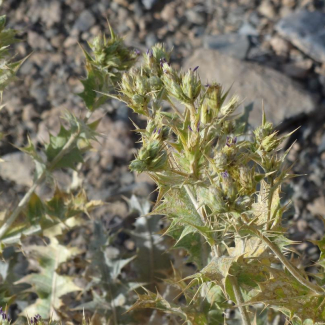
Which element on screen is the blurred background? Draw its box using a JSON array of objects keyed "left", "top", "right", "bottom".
[{"left": 0, "top": 0, "right": 325, "bottom": 322}]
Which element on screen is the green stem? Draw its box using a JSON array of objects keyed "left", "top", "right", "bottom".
[
  {"left": 251, "top": 227, "right": 324, "bottom": 295},
  {"left": 184, "top": 185, "right": 219, "bottom": 258},
  {"left": 0, "top": 131, "right": 81, "bottom": 240},
  {"left": 228, "top": 276, "right": 251, "bottom": 325}
]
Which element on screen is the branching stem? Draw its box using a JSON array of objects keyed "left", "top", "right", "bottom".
[
  {"left": 184, "top": 185, "right": 219, "bottom": 257},
  {"left": 229, "top": 276, "right": 252, "bottom": 325},
  {"left": 0, "top": 131, "right": 81, "bottom": 240},
  {"left": 251, "top": 227, "right": 325, "bottom": 295}
]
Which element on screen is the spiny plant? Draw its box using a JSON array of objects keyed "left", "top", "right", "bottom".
[
  {"left": 106, "top": 44, "right": 325, "bottom": 324},
  {"left": 1, "top": 6, "right": 325, "bottom": 324}
]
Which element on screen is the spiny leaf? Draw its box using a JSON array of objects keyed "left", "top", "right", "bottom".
[
  {"left": 45, "top": 125, "right": 83, "bottom": 170},
  {"left": 245, "top": 268, "right": 325, "bottom": 324},
  {"left": 78, "top": 62, "right": 111, "bottom": 112},
  {"left": 129, "top": 289, "right": 206, "bottom": 325},
  {"left": 17, "top": 238, "right": 81, "bottom": 320}
]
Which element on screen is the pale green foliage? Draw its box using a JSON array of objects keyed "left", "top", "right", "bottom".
[
  {"left": 0, "top": 14, "right": 27, "bottom": 93},
  {"left": 78, "top": 25, "right": 138, "bottom": 111},
  {"left": 0, "top": 12, "right": 324, "bottom": 324},
  {"left": 17, "top": 238, "right": 81, "bottom": 320},
  {"left": 109, "top": 42, "right": 325, "bottom": 324}
]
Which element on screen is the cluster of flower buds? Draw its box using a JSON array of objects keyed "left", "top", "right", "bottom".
[
  {"left": 30, "top": 314, "right": 41, "bottom": 324},
  {"left": 119, "top": 69, "right": 151, "bottom": 115},
  {"left": 162, "top": 66, "right": 201, "bottom": 108},
  {"left": 87, "top": 29, "right": 137, "bottom": 73},
  {"left": 201, "top": 83, "right": 222, "bottom": 123},
  {"left": 144, "top": 44, "right": 172, "bottom": 75},
  {"left": 129, "top": 139, "right": 167, "bottom": 173},
  {"left": 0, "top": 307, "right": 10, "bottom": 324},
  {"left": 220, "top": 170, "right": 237, "bottom": 202}
]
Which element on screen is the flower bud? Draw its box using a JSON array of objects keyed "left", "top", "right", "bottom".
[
  {"left": 254, "top": 121, "right": 274, "bottom": 143},
  {"left": 260, "top": 132, "right": 280, "bottom": 152},
  {"left": 220, "top": 171, "right": 237, "bottom": 201},
  {"left": 205, "top": 83, "right": 222, "bottom": 109},
  {"left": 181, "top": 69, "right": 201, "bottom": 102},
  {"left": 214, "top": 152, "right": 227, "bottom": 170},
  {"left": 130, "top": 140, "right": 168, "bottom": 172},
  {"left": 220, "top": 96, "right": 239, "bottom": 117},
  {"left": 149, "top": 76, "right": 163, "bottom": 91},
  {"left": 239, "top": 166, "right": 255, "bottom": 194}
]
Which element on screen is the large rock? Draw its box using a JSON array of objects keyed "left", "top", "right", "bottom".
[
  {"left": 203, "top": 34, "right": 250, "bottom": 60},
  {"left": 184, "top": 49, "right": 315, "bottom": 127},
  {"left": 276, "top": 10, "right": 325, "bottom": 63}
]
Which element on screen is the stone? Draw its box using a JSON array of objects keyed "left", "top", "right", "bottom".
[
  {"left": 185, "top": 8, "right": 206, "bottom": 25},
  {"left": 258, "top": 0, "right": 276, "bottom": 19},
  {"left": 27, "top": 31, "right": 52, "bottom": 51},
  {"left": 141, "top": 0, "right": 158, "bottom": 10},
  {"left": 238, "top": 22, "right": 258, "bottom": 36},
  {"left": 276, "top": 10, "right": 325, "bottom": 63},
  {"left": 203, "top": 34, "right": 250, "bottom": 60},
  {"left": 22, "top": 104, "right": 39, "bottom": 123},
  {"left": 184, "top": 49, "right": 315, "bottom": 127},
  {"left": 0, "top": 152, "right": 34, "bottom": 187},
  {"left": 73, "top": 10, "right": 96, "bottom": 32},
  {"left": 30, "top": 80, "right": 48, "bottom": 106},
  {"left": 40, "top": 1, "right": 62, "bottom": 28},
  {"left": 270, "top": 36, "right": 290, "bottom": 57},
  {"left": 161, "top": 3, "right": 176, "bottom": 21},
  {"left": 307, "top": 197, "right": 325, "bottom": 217},
  {"left": 283, "top": 59, "right": 313, "bottom": 78}
]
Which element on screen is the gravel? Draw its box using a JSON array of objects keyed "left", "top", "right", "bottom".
[{"left": 0, "top": 0, "right": 325, "bottom": 291}]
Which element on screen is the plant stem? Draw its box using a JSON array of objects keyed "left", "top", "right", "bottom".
[
  {"left": 0, "top": 131, "right": 80, "bottom": 240},
  {"left": 184, "top": 184, "right": 219, "bottom": 257},
  {"left": 184, "top": 185, "right": 205, "bottom": 225},
  {"left": 228, "top": 276, "right": 251, "bottom": 325},
  {"left": 251, "top": 227, "right": 325, "bottom": 295}
]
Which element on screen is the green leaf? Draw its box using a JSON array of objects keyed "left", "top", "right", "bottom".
[
  {"left": 17, "top": 238, "right": 81, "bottom": 320},
  {"left": 78, "top": 63, "right": 111, "bottom": 111},
  {"left": 45, "top": 125, "right": 83, "bottom": 170},
  {"left": 129, "top": 289, "right": 205, "bottom": 325},
  {"left": 246, "top": 268, "right": 325, "bottom": 324},
  {"left": 26, "top": 193, "right": 45, "bottom": 225}
]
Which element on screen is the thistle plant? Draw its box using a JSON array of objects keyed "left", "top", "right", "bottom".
[
  {"left": 1, "top": 6, "right": 325, "bottom": 323},
  {"left": 108, "top": 44, "right": 325, "bottom": 324}
]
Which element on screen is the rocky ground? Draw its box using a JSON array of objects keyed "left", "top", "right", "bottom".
[{"left": 1, "top": 0, "right": 325, "bottom": 317}]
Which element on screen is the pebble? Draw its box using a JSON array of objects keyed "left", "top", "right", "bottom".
[
  {"left": 73, "top": 10, "right": 96, "bottom": 32},
  {"left": 270, "top": 36, "right": 290, "bottom": 57},
  {"left": 185, "top": 8, "right": 206, "bottom": 25},
  {"left": 161, "top": 3, "right": 176, "bottom": 21},
  {"left": 276, "top": 10, "right": 325, "bottom": 63},
  {"left": 258, "top": 0, "right": 277, "bottom": 19},
  {"left": 238, "top": 22, "right": 258, "bottom": 36},
  {"left": 141, "top": 0, "right": 158, "bottom": 10},
  {"left": 27, "top": 31, "right": 52, "bottom": 51},
  {"left": 0, "top": 152, "right": 34, "bottom": 187},
  {"left": 30, "top": 80, "right": 48, "bottom": 106}
]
